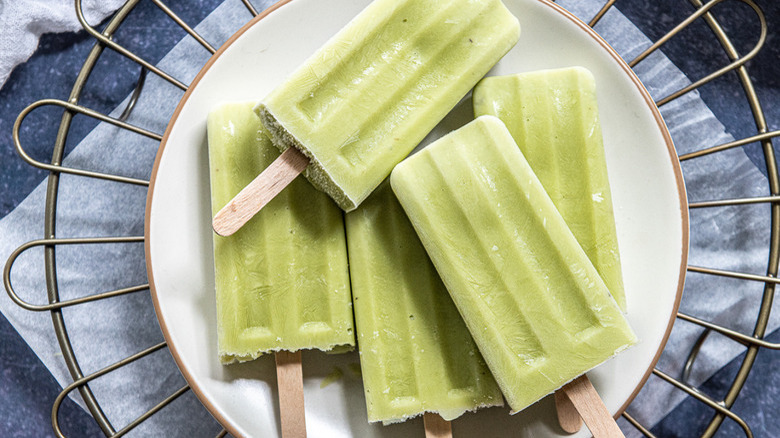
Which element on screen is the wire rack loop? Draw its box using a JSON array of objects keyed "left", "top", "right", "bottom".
[
  {"left": 3, "top": 237, "right": 146, "bottom": 312},
  {"left": 50, "top": 342, "right": 189, "bottom": 438},
  {"left": 75, "top": 0, "right": 187, "bottom": 90},
  {"left": 626, "top": 0, "right": 767, "bottom": 107},
  {"left": 75, "top": 0, "right": 221, "bottom": 90},
  {"left": 682, "top": 328, "right": 713, "bottom": 384},
  {"left": 13, "top": 99, "right": 160, "bottom": 186},
  {"left": 118, "top": 68, "right": 148, "bottom": 123},
  {"left": 652, "top": 368, "right": 754, "bottom": 437}
]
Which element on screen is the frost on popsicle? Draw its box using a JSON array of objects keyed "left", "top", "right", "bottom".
[
  {"left": 347, "top": 182, "right": 502, "bottom": 424},
  {"left": 256, "top": 0, "right": 520, "bottom": 211},
  {"left": 207, "top": 102, "right": 354, "bottom": 364},
  {"left": 473, "top": 67, "right": 627, "bottom": 311},
  {"left": 391, "top": 116, "right": 637, "bottom": 412}
]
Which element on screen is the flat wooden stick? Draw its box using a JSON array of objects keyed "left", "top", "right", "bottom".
[
  {"left": 275, "top": 351, "right": 306, "bottom": 438},
  {"left": 213, "top": 147, "right": 309, "bottom": 236},
  {"left": 555, "top": 388, "right": 583, "bottom": 433},
  {"left": 561, "top": 375, "right": 624, "bottom": 438},
  {"left": 423, "top": 413, "right": 452, "bottom": 438}
]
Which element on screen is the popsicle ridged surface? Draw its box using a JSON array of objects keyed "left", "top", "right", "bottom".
[
  {"left": 390, "top": 116, "right": 636, "bottom": 412},
  {"left": 346, "top": 183, "right": 502, "bottom": 424},
  {"left": 208, "top": 102, "right": 354, "bottom": 364},
  {"left": 473, "top": 67, "right": 626, "bottom": 310},
  {"left": 257, "top": 0, "right": 520, "bottom": 211}
]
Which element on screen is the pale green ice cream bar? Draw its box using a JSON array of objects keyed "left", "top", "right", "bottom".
[
  {"left": 473, "top": 67, "right": 626, "bottom": 311},
  {"left": 256, "top": 0, "right": 520, "bottom": 212},
  {"left": 390, "top": 116, "right": 637, "bottom": 412},
  {"left": 346, "top": 182, "right": 503, "bottom": 424},
  {"left": 208, "top": 102, "right": 354, "bottom": 364}
]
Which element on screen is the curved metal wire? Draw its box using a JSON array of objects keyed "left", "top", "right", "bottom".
[
  {"left": 681, "top": 329, "right": 712, "bottom": 384},
  {"left": 34, "top": 1, "right": 258, "bottom": 436},
  {"left": 4, "top": 237, "right": 146, "bottom": 312},
  {"left": 74, "top": 0, "right": 187, "bottom": 90},
  {"left": 628, "top": 0, "right": 767, "bottom": 107},
  {"left": 653, "top": 368, "right": 754, "bottom": 437},
  {"left": 50, "top": 342, "right": 179, "bottom": 438},
  {"left": 118, "top": 68, "right": 148, "bottom": 123},
  {"left": 38, "top": 3, "right": 145, "bottom": 434},
  {"left": 4, "top": 0, "right": 776, "bottom": 436},
  {"left": 13, "top": 99, "right": 160, "bottom": 185},
  {"left": 591, "top": 1, "right": 777, "bottom": 436},
  {"left": 682, "top": 0, "right": 779, "bottom": 435}
]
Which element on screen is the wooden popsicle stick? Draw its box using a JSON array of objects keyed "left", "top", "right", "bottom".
[
  {"left": 275, "top": 351, "right": 307, "bottom": 438},
  {"left": 212, "top": 147, "right": 309, "bottom": 237},
  {"left": 560, "top": 375, "right": 624, "bottom": 438},
  {"left": 555, "top": 388, "right": 583, "bottom": 433},
  {"left": 423, "top": 413, "right": 452, "bottom": 438}
]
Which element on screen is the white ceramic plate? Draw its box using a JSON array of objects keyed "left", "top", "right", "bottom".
[{"left": 146, "top": 1, "right": 688, "bottom": 436}]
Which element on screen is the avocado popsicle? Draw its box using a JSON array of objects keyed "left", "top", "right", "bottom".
[
  {"left": 346, "top": 182, "right": 502, "bottom": 425},
  {"left": 390, "top": 116, "right": 637, "bottom": 412},
  {"left": 207, "top": 102, "right": 354, "bottom": 363},
  {"left": 473, "top": 67, "right": 626, "bottom": 310},
  {"left": 255, "top": 0, "right": 521, "bottom": 212}
]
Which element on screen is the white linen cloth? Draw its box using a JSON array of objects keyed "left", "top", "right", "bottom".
[{"left": 0, "top": 0, "right": 125, "bottom": 87}]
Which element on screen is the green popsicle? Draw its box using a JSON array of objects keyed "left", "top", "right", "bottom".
[
  {"left": 346, "top": 182, "right": 502, "bottom": 424},
  {"left": 473, "top": 67, "right": 626, "bottom": 310},
  {"left": 390, "top": 116, "right": 637, "bottom": 412},
  {"left": 208, "top": 102, "right": 354, "bottom": 364},
  {"left": 256, "top": 0, "right": 520, "bottom": 212}
]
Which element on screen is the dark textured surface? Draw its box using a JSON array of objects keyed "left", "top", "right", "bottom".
[{"left": 0, "top": 0, "right": 777, "bottom": 437}]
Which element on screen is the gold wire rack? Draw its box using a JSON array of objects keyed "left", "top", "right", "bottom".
[{"left": 4, "top": 0, "right": 779, "bottom": 436}]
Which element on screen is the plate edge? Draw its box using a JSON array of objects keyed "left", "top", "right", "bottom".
[
  {"left": 144, "top": 2, "right": 293, "bottom": 437},
  {"left": 144, "top": 0, "right": 691, "bottom": 434}
]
